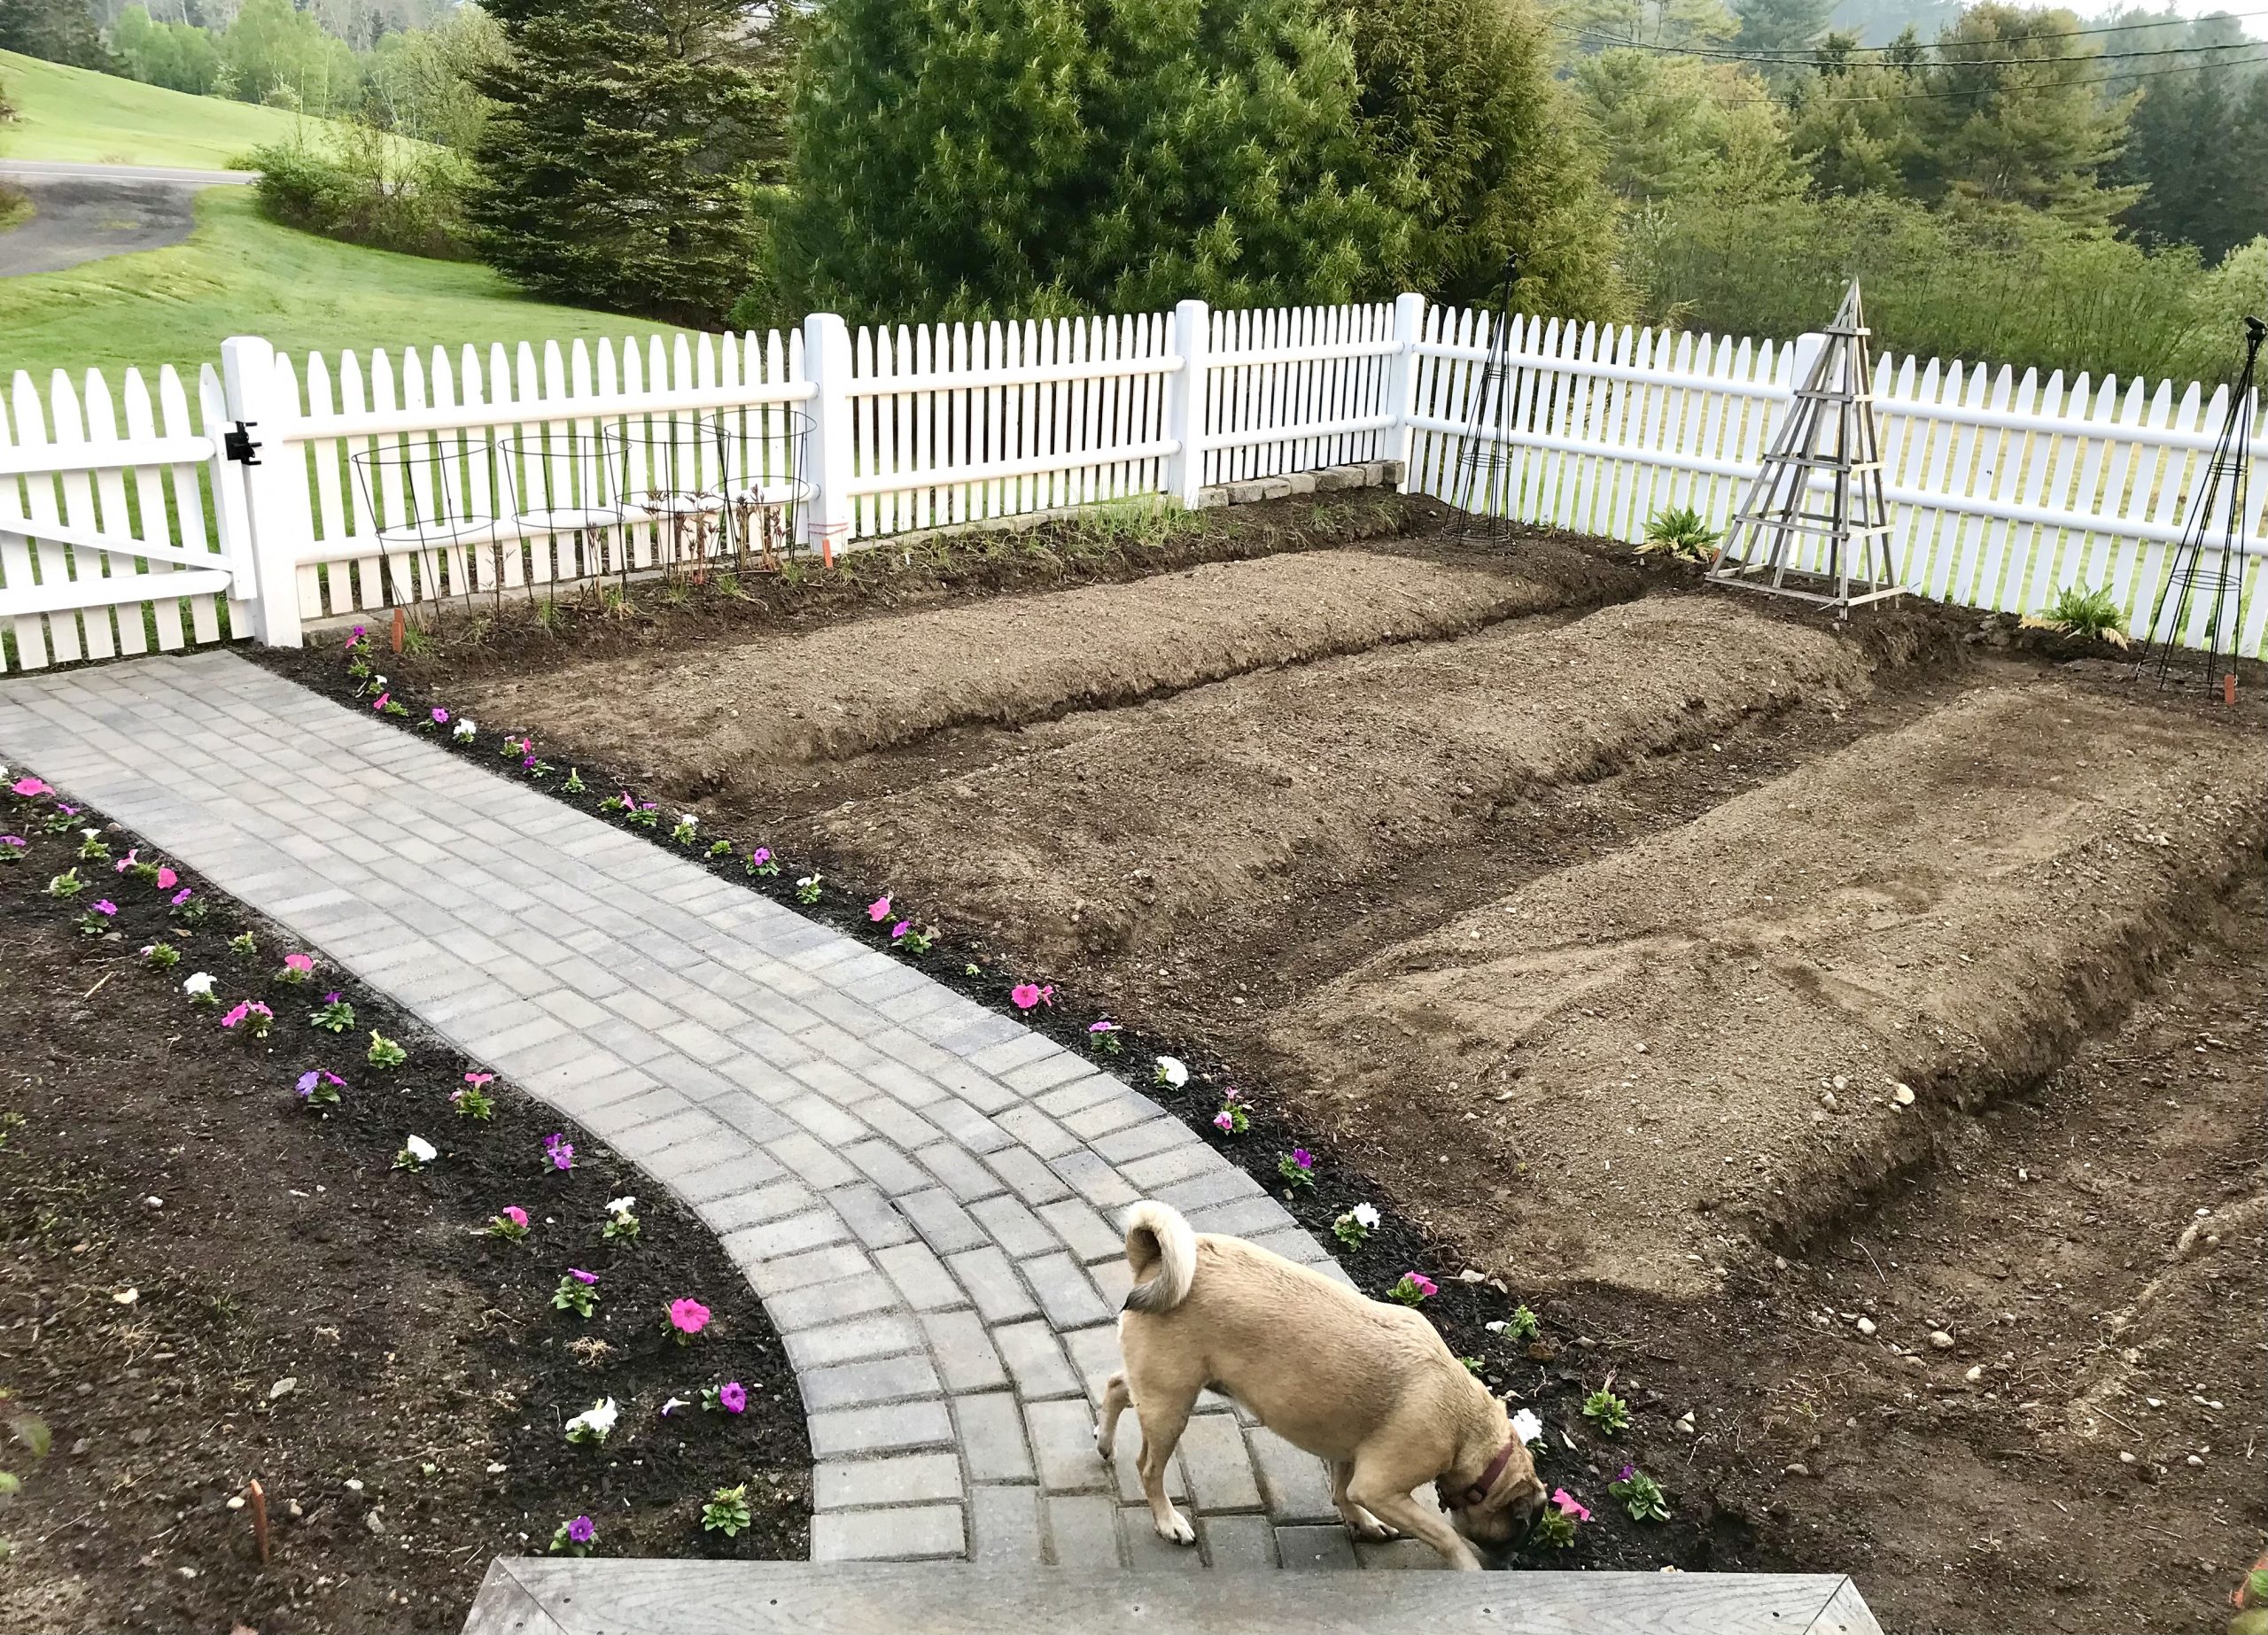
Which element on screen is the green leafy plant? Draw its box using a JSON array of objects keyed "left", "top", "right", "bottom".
[
  {"left": 795, "top": 873, "right": 823, "bottom": 904},
  {"left": 1507, "top": 1305, "right": 1541, "bottom": 1344},
  {"left": 310, "top": 995, "right": 356, "bottom": 1033},
  {"left": 44, "top": 869, "right": 82, "bottom": 900},
  {"left": 228, "top": 931, "right": 257, "bottom": 958},
  {"left": 1609, "top": 1464, "right": 1670, "bottom": 1523},
  {"left": 553, "top": 1270, "right": 600, "bottom": 1318},
  {"left": 1527, "top": 1506, "right": 1576, "bottom": 1550},
  {"left": 1277, "top": 1150, "right": 1316, "bottom": 1191},
  {"left": 1581, "top": 1387, "right": 1630, "bottom": 1435},
  {"left": 2023, "top": 583, "right": 2130, "bottom": 646},
  {"left": 563, "top": 768, "right": 587, "bottom": 794},
  {"left": 74, "top": 832, "right": 111, "bottom": 861},
  {"left": 701, "top": 1484, "right": 752, "bottom": 1537},
  {"left": 1638, "top": 504, "right": 1720, "bottom": 562},
  {"left": 367, "top": 1031, "right": 408, "bottom": 1069}
]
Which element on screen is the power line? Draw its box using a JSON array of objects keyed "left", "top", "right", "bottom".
[{"left": 1553, "top": 7, "right": 2268, "bottom": 61}]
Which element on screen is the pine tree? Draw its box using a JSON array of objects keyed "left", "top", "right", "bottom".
[
  {"left": 769, "top": 0, "right": 1410, "bottom": 322},
  {"left": 1732, "top": 0, "right": 1829, "bottom": 59},
  {"left": 1339, "top": 0, "right": 1626, "bottom": 316},
  {"left": 2114, "top": 45, "right": 2268, "bottom": 261},
  {"left": 466, "top": 0, "right": 784, "bottom": 324},
  {"left": 0, "top": 0, "right": 116, "bottom": 70}
]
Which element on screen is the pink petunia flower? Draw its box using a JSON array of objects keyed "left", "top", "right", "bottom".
[
  {"left": 750, "top": 847, "right": 770, "bottom": 865},
  {"left": 114, "top": 849, "right": 138, "bottom": 873},
  {"left": 1089, "top": 1020, "right": 1121, "bottom": 1034},
  {"left": 284, "top": 953, "right": 315, "bottom": 975},
  {"left": 1214, "top": 1110, "right": 1235, "bottom": 1132},
  {"left": 221, "top": 1002, "right": 249, "bottom": 1028},
  {"left": 371, "top": 692, "right": 390, "bottom": 711},
  {"left": 1551, "top": 1488, "right": 1591, "bottom": 1523},
  {"left": 669, "top": 1298, "right": 711, "bottom": 1337},
  {"left": 464, "top": 1071, "right": 495, "bottom": 1086},
  {"left": 890, "top": 920, "right": 911, "bottom": 939},
  {"left": 431, "top": 708, "right": 449, "bottom": 725},
  {"left": 1291, "top": 1148, "right": 1313, "bottom": 1169},
  {"left": 93, "top": 900, "right": 117, "bottom": 917},
  {"left": 502, "top": 1205, "right": 529, "bottom": 1228},
  {"left": 718, "top": 1380, "right": 746, "bottom": 1414},
  {"left": 1011, "top": 982, "right": 1042, "bottom": 1010},
  {"left": 1408, "top": 1272, "right": 1438, "bottom": 1298},
  {"left": 156, "top": 865, "right": 178, "bottom": 890},
  {"left": 866, "top": 895, "right": 892, "bottom": 922},
  {"left": 10, "top": 777, "right": 51, "bottom": 797}
]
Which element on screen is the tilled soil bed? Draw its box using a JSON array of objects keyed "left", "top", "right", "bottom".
[
  {"left": 0, "top": 800, "right": 807, "bottom": 1633},
  {"left": 1270, "top": 683, "right": 2267, "bottom": 1298}
]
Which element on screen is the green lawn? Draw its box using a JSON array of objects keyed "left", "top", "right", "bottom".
[
  {"left": 0, "top": 188, "right": 684, "bottom": 382},
  {"left": 0, "top": 50, "right": 326, "bottom": 169}
]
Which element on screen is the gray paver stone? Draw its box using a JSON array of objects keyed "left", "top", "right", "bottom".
[
  {"left": 968, "top": 1484, "right": 1045, "bottom": 1565},
  {"left": 990, "top": 1320, "right": 1083, "bottom": 1400},
  {"left": 806, "top": 1399, "right": 956, "bottom": 1460},
  {"left": 952, "top": 1393, "right": 1036, "bottom": 1484},
  {"left": 874, "top": 1241, "right": 967, "bottom": 1313},
  {"left": 1122, "top": 1507, "right": 1208, "bottom": 1572},
  {"left": 1247, "top": 1426, "right": 1340, "bottom": 1523},
  {"left": 814, "top": 1453, "right": 965, "bottom": 1511},
  {"left": 811, "top": 1505, "right": 966, "bottom": 1561},
  {"left": 802, "top": 1352, "right": 945, "bottom": 1411},
  {"left": 1276, "top": 1523, "right": 1360, "bottom": 1570},
  {"left": 897, "top": 1187, "right": 990, "bottom": 1255},
  {"left": 1025, "top": 1398, "right": 1108, "bottom": 1494},
  {"left": 1204, "top": 1514, "right": 1279, "bottom": 1570},
  {"left": 920, "top": 1307, "right": 1009, "bottom": 1393},
  {"left": 944, "top": 1245, "right": 1038, "bottom": 1324},
  {"left": 1022, "top": 1251, "right": 1114, "bottom": 1330},
  {"left": 1043, "top": 1493, "right": 1123, "bottom": 1569},
  {"left": 783, "top": 1312, "right": 927, "bottom": 1372},
  {"left": 1176, "top": 1413, "right": 1264, "bottom": 1511}
]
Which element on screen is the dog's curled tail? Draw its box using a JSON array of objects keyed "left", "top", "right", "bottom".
[{"left": 1121, "top": 1200, "right": 1198, "bottom": 1314}]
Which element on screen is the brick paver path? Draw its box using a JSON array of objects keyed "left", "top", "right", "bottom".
[{"left": 0, "top": 651, "right": 1433, "bottom": 1570}]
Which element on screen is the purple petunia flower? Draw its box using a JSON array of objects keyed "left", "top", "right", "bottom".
[
  {"left": 170, "top": 887, "right": 193, "bottom": 907},
  {"left": 718, "top": 1380, "right": 747, "bottom": 1414},
  {"left": 431, "top": 708, "right": 449, "bottom": 725},
  {"left": 566, "top": 1515, "right": 595, "bottom": 1545},
  {"left": 1292, "top": 1148, "right": 1314, "bottom": 1169},
  {"left": 570, "top": 1267, "right": 597, "bottom": 1285},
  {"left": 93, "top": 900, "right": 117, "bottom": 917}
]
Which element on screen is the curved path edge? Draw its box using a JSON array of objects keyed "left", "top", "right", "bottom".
[{"left": 0, "top": 650, "right": 1418, "bottom": 1571}]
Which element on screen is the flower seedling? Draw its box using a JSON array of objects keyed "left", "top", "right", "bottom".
[
  {"left": 701, "top": 1381, "right": 747, "bottom": 1415},
  {"left": 170, "top": 889, "right": 205, "bottom": 924},
  {"left": 554, "top": 1268, "right": 600, "bottom": 1318},
  {"left": 549, "top": 1515, "right": 597, "bottom": 1555},
  {"left": 45, "top": 868, "right": 82, "bottom": 900},
  {"left": 221, "top": 1000, "right": 276, "bottom": 1038},
  {"left": 602, "top": 1197, "right": 641, "bottom": 1242},
  {"left": 545, "top": 1132, "right": 576, "bottom": 1173},
  {"left": 668, "top": 1298, "right": 711, "bottom": 1343},
  {"left": 228, "top": 932, "right": 258, "bottom": 958},
  {"left": 76, "top": 899, "right": 118, "bottom": 936},
  {"left": 142, "top": 941, "right": 180, "bottom": 970},
  {"left": 1608, "top": 1464, "right": 1670, "bottom": 1523},
  {"left": 794, "top": 873, "right": 822, "bottom": 904},
  {"left": 1507, "top": 1305, "right": 1542, "bottom": 1344},
  {"left": 890, "top": 919, "right": 936, "bottom": 954},
  {"left": 563, "top": 1398, "right": 617, "bottom": 1445},
  {"left": 74, "top": 830, "right": 111, "bottom": 862},
  {"left": 1154, "top": 1055, "right": 1189, "bottom": 1089},
  {"left": 452, "top": 1073, "right": 497, "bottom": 1120},
  {"left": 183, "top": 972, "right": 217, "bottom": 1007},
  {"left": 1389, "top": 1271, "right": 1437, "bottom": 1306},
  {"left": 0, "top": 834, "right": 26, "bottom": 864},
  {"left": 367, "top": 1031, "right": 408, "bottom": 1069},
  {"left": 1212, "top": 1087, "right": 1248, "bottom": 1135},
  {"left": 1332, "top": 1202, "right": 1380, "bottom": 1248},
  {"left": 1277, "top": 1148, "right": 1316, "bottom": 1191},
  {"left": 626, "top": 800, "right": 661, "bottom": 831},
  {"left": 671, "top": 812, "right": 700, "bottom": 846},
  {"left": 1528, "top": 1495, "right": 1581, "bottom": 1551},
  {"left": 310, "top": 992, "right": 355, "bottom": 1033},
  {"left": 1512, "top": 1407, "right": 1545, "bottom": 1450},
  {"left": 276, "top": 953, "right": 316, "bottom": 984},
  {"left": 1581, "top": 1388, "right": 1631, "bottom": 1435},
  {"left": 562, "top": 767, "right": 586, "bottom": 794},
  {"left": 707, "top": 838, "right": 734, "bottom": 858},
  {"left": 296, "top": 1068, "right": 345, "bottom": 1111},
  {"left": 745, "top": 846, "right": 779, "bottom": 878},
  {"left": 488, "top": 1205, "right": 532, "bottom": 1243},
  {"left": 1010, "top": 981, "right": 1056, "bottom": 1011},
  {"left": 394, "top": 1134, "right": 438, "bottom": 1171},
  {"left": 452, "top": 717, "right": 477, "bottom": 743},
  {"left": 424, "top": 707, "right": 450, "bottom": 731},
  {"left": 1088, "top": 1019, "right": 1122, "bottom": 1056},
  {"left": 701, "top": 1484, "right": 752, "bottom": 1537}
]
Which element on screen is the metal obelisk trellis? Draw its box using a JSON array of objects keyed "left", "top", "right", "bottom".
[
  {"left": 1709, "top": 281, "right": 1905, "bottom": 614},
  {"left": 1442, "top": 254, "right": 1522, "bottom": 545},
  {"left": 2132, "top": 313, "right": 2262, "bottom": 695}
]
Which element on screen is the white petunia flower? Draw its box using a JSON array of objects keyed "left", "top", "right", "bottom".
[
  {"left": 1352, "top": 1203, "right": 1381, "bottom": 1230},
  {"left": 606, "top": 1197, "right": 637, "bottom": 1215},
  {"left": 660, "top": 1395, "right": 689, "bottom": 1417},
  {"left": 404, "top": 1135, "right": 438, "bottom": 1165},
  {"left": 677, "top": 812, "right": 697, "bottom": 829},
  {"left": 564, "top": 1398, "right": 618, "bottom": 1445},
  {"left": 183, "top": 972, "right": 214, "bottom": 996},
  {"left": 452, "top": 717, "right": 477, "bottom": 741},
  {"left": 1511, "top": 1407, "right": 1544, "bottom": 1446},
  {"left": 1154, "top": 1055, "right": 1189, "bottom": 1089},
  {"left": 82, "top": 827, "right": 100, "bottom": 841}
]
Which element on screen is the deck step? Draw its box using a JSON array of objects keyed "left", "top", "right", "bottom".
[{"left": 462, "top": 1558, "right": 1884, "bottom": 1635}]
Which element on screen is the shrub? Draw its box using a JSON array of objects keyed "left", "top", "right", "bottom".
[
  {"left": 246, "top": 127, "right": 473, "bottom": 260},
  {"left": 1638, "top": 504, "right": 1720, "bottom": 561},
  {"left": 2023, "top": 583, "right": 2129, "bottom": 646}
]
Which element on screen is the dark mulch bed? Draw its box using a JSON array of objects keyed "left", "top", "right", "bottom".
[{"left": 0, "top": 787, "right": 807, "bottom": 1634}]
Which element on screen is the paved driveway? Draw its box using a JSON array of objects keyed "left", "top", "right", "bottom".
[{"left": 0, "top": 159, "right": 252, "bottom": 277}]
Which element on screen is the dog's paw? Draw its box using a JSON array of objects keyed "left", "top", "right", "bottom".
[
  {"left": 1154, "top": 1508, "right": 1196, "bottom": 1546},
  {"left": 1342, "top": 1508, "right": 1396, "bottom": 1542}
]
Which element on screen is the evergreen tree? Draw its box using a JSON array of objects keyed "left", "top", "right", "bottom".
[
  {"left": 1732, "top": 0, "right": 1829, "bottom": 58},
  {"left": 769, "top": 0, "right": 1410, "bottom": 322},
  {"left": 1339, "top": 0, "right": 1626, "bottom": 316},
  {"left": 0, "top": 0, "right": 117, "bottom": 69},
  {"left": 467, "top": 0, "right": 783, "bottom": 324},
  {"left": 2113, "top": 37, "right": 2268, "bottom": 261}
]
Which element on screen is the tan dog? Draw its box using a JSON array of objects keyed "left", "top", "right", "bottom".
[{"left": 1096, "top": 1199, "right": 1546, "bottom": 1569}]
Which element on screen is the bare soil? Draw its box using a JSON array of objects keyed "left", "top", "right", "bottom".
[
  {"left": 0, "top": 800, "right": 808, "bottom": 1633},
  {"left": 1273, "top": 683, "right": 2266, "bottom": 1299},
  {"left": 255, "top": 500, "right": 2268, "bottom": 1631},
  {"left": 459, "top": 546, "right": 1601, "bottom": 813}
]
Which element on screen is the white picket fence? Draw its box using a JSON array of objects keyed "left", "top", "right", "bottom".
[{"left": 3, "top": 292, "right": 2262, "bottom": 673}]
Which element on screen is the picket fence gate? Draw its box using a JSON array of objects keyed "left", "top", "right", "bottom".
[{"left": 3, "top": 293, "right": 2263, "bottom": 675}]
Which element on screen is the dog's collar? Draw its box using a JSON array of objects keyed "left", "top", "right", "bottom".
[{"left": 1440, "top": 1438, "right": 1520, "bottom": 1511}]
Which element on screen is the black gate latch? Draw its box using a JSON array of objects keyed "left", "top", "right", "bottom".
[{"left": 223, "top": 422, "right": 262, "bottom": 467}]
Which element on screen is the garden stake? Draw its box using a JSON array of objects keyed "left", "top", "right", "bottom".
[
  {"left": 2224, "top": 673, "right": 2238, "bottom": 706},
  {"left": 246, "top": 1477, "right": 269, "bottom": 1564},
  {"left": 391, "top": 607, "right": 406, "bottom": 654}
]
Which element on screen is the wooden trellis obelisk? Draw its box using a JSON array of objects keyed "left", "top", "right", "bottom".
[{"left": 1709, "top": 282, "right": 1905, "bottom": 613}]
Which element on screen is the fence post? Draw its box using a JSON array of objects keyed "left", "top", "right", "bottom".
[
  {"left": 801, "top": 311, "right": 855, "bottom": 562},
  {"left": 218, "top": 335, "right": 306, "bottom": 648},
  {"left": 1164, "top": 298, "right": 1211, "bottom": 509},
  {"left": 1382, "top": 291, "right": 1427, "bottom": 492}
]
